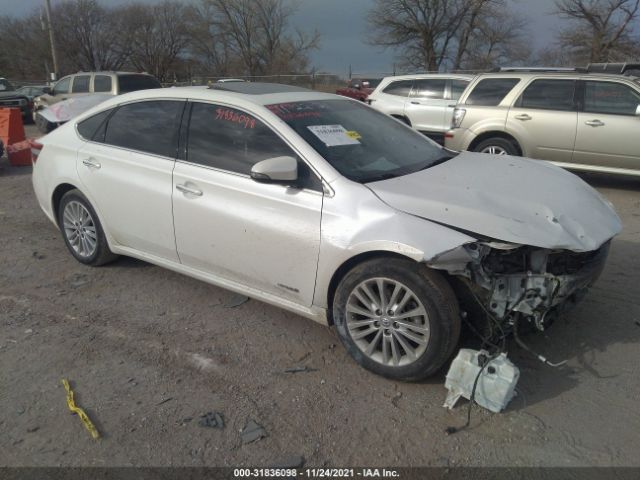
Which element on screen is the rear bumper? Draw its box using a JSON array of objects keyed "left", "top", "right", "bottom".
[{"left": 444, "top": 128, "right": 475, "bottom": 152}]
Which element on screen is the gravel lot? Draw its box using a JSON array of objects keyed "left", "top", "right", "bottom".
[{"left": 1, "top": 127, "right": 640, "bottom": 467}]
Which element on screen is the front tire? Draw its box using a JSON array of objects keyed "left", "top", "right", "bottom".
[
  {"left": 473, "top": 137, "right": 519, "bottom": 156},
  {"left": 333, "top": 258, "right": 460, "bottom": 381},
  {"left": 57, "top": 189, "right": 118, "bottom": 266}
]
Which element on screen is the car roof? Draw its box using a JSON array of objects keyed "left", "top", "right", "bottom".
[
  {"left": 382, "top": 73, "right": 475, "bottom": 81},
  {"left": 472, "top": 71, "right": 640, "bottom": 82},
  {"left": 89, "top": 83, "right": 342, "bottom": 109},
  {"left": 208, "top": 82, "right": 311, "bottom": 95}
]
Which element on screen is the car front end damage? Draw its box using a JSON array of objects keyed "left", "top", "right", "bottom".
[{"left": 429, "top": 239, "right": 610, "bottom": 334}]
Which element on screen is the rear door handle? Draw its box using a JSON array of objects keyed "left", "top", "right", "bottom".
[
  {"left": 514, "top": 114, "right": 532, "bottom": 121},
  {"left": 410, "top": 101, "right": 421, "bottom": 105},
  {"left": 585, "top": 119, "right": 605, "bottom": 127},
  {"left": 82, "top": 158, "right": 101, "bottom": 169},
  {"left": 176, "top": 184, "right": 203, "bottom": 196}
]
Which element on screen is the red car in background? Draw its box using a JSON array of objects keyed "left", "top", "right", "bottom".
[{"left": 335, "top": 78, "right": 381, "bottom": 102}]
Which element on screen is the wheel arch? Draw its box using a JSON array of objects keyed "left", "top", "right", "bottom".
[
  {"left": 468, "top": 131, "right": 523, "bottom": 155},
  {"left": 52, "top": 182, "right": 81, "bottom": 227},
  {"left": 325, "top": 250, "right": 460, "bottom": 326},
  {"left": 390, "top": 114, "right": 411, "bottom": 126}
]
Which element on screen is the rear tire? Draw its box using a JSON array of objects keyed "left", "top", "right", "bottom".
[
  {"left": 333, "top": 257, "right": 460, "bottom": 381},
  {"left": 57, "top": 189, "right": 118, "bottom": 266},
  {"left": 473, "top": 137, "right": 519, "bottom": 156}
]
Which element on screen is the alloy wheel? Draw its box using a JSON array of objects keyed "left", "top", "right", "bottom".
[
  {"left": 62, "top": 200, "right": 97, "bottom": 258},
  {"left": 345, "top": 277, "right": 430, "bottom": 367}
]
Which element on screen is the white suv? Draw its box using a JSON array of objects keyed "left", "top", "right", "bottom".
[{"left": 367, "top": 74, "right": 473, "bottom": 142}]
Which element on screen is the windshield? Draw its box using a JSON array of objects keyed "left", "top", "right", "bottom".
[
  {"left": 267, "top": 99, "right": 452, "bottom": 183},
  {"left": 0, "top": 79, "right": 14, "bottom": 92}
]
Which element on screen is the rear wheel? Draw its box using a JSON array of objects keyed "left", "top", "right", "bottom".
[
  {"left": 333, "top": 258, "right": 460, "bottom": 381},
  {"left": 473, "top": 137, "right": 519, "bottom": 156},
  {"left": 57, "top": 189, "right": 118, "bottom": 266}
]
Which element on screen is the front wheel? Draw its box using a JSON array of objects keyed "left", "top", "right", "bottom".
[{"left": 333, "top": 258, "right": 460, "bottom": 381}]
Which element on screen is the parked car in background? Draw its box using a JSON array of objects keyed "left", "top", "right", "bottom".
[
  {"left": 33, "top": 71, "right": 161, "bottom": 124},
  {"left": 366, "top": 73, "right": 474, "bottom": 143},
  {"left": 32, "top": 82, "right": 620, "bottom": 380},
  {"left": 0, "top": 77, "right": 33, "bottom": 123},
  {"left": 445, "top": 64, "right": 640, "bottom": 176},
  {"left": 336, "top": 78, "right": 381, "bottom": 102}
]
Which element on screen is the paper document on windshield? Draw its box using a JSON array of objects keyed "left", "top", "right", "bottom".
[{"left": 307, "top": 125, "right": 361, "bottom": 146}]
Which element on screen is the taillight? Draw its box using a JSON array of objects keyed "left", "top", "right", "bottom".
[
  {"left": 451, "top": 108, "right": 466, "bottom": 129},
  {"left": 30, "top": 140, "right": 43, "bottom": 163}
]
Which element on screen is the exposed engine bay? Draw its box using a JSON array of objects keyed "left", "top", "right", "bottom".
[{"left": 429, "top": 240, "right": 610, "bottom": 336}]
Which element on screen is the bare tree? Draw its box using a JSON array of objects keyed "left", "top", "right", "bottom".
[
  {"left": 125, "top": 1, "right": 190, "bottom": 82},
  {"left": 199, "top": 0, "right": 319, "bottom": 76},
  {"left": 52, "top": 0, "right": 134, "bottom": 71},
  {"left": 366, "top": 0, "right": 525, "bottom": 71},
  {"left": 555, "top": 0, "right": 640, "bottom": 63}
]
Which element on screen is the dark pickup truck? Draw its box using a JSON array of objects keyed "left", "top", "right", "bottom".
[
  {"left": 335, "top": 78, "right": 381, "bottom": 102},
  {"left": 0, "top": 78, "right": 32, "bottom": 122}
]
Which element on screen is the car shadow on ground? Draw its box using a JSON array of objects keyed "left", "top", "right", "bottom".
[{"left": 577, "top": 171, "right": 640, "bottom": 191}]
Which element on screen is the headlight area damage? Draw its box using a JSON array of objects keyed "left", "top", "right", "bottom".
[{"left": 428, "top": 240, "right": 610, "bottom": 334}]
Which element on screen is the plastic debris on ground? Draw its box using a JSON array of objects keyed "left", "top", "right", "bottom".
[
  {"left": 443, "top": 349, "right": 520, "bottom": 414},
  {"left": 198, "top": 411, "right": 224, "bottom": 429},
  {"left": 241, "top": 419, "right": 267, "bottom": 444},
  {"left": 61, "top": 379, "right": 100, "bottom": 440},
  {"left": 224, "top": 294, "right": 250, "bottom": 308}
]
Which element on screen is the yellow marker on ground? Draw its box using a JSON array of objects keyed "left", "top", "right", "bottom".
[{"left": 61, "top": 379, "right": 100, "bottom": 440}]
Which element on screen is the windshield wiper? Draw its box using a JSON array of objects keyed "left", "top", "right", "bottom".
[
  {"left": 362, "top": 172, "right": 401, "bottom": 183},
  {"left": 417, "top": 154, "right": 455, "bottom": 172}
]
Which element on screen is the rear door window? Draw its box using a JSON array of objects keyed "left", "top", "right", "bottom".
[
  {"left": 94, "top": 75, "right": 113, "bottom": 93},
  {"left": 584, "top": 81, "right": 640, "bottom": 115},
  {"left": 77, "top": 109, "right": 112, "bottom": 141},
  {"left": 72, "top": 75, "right": 91, "bottom": 94},
  {"left": 450, "top": 79, "right": 470, "bottom": 100},
  {"left": 103, "top": 100, "right": 184, "bottom": 157},
  {"left": 466, "top": 78, "right": 520, "bottom": 106},
  {"left": 382, "top": 80, "right": 413, "bottom": 97},
  {"left": 519, "top": 79, "right": 576, "bottom": 111},
  {"left": 410, "top": 79, "right": 446, "bottom": 99}
]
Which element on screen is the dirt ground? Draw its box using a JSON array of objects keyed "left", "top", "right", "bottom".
[{"left": 1, "top": 127, "right": 640, "bottom": 467}]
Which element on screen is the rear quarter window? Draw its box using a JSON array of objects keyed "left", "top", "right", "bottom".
[
  {"left": 117, "top": 75, "right": 162, "bottom": 94},
  {"left": 466, "top": 78, "right": 520, "bottom": 106},
  {"left": 382, "top": 80, "right": 413, "bottom": 97}
]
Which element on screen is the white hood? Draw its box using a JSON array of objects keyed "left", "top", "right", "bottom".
[{"left": 367, "top": 152, "right": 622, "bottom": 252}]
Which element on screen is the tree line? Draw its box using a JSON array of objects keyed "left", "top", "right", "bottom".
[
  {"left": 0, "top": 0, "right": 319, "bottom": 82},
  {"left": 0, "top": 0, "right": 639, "bottom": 83}
]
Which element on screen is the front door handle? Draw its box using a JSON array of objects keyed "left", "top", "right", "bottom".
[
  {"left": 82, "top": 158, "right": 101, "bottom": 169},
  {"left": 514, "top": 114, "right": 532, "bottom": 121},
  {"left": 410, "top": 101, "right": 421, "bottom": 105},
  {"left": 585, "top": 119, "right": 605, "bottom": 127},
  {"left": 176, "top": 184, "right": 203, "bottom": 196}
]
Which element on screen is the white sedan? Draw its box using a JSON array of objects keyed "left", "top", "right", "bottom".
[{"left": 32, "top": 82, "right": 621, "bottom": 380}]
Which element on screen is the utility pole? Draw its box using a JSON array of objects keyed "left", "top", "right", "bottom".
[{"left": 44, "top": 0, "right": 59, "bottom": 81}]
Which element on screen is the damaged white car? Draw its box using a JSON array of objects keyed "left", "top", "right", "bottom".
[{"left": 32, "top": 83, "right": 621, "bottom": 380}]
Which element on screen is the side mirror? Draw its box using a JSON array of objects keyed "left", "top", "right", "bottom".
[
  {"left": 42, "top": 87, "right": 52, "bottom": 95},
  {"left": 250, "top": 156, "right": 298, "bottom": 183},
  {"left": 636, "top": 105, "right": 640, "bottom": 116}
]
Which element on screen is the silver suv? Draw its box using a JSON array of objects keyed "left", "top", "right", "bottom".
[
  {"left": 33, "top": 71, "right": 161, "bottom": 120},
  {"left": 445, "top": 65, "right": 640, "bottom": 176},
  {"left": 367, "top": 74, "right": 473, "bottom": 143}
]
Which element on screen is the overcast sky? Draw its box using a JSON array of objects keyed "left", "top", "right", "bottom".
[{"left": 0, "top": 0, "right": 562, "bottom": 74}]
